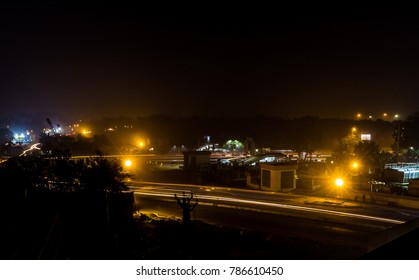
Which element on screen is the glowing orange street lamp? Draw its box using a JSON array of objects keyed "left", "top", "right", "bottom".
[
  {"left": 124, "top": 159, "right": 133, "bottom": 168},
  {"left": 335, "top": 178, "right": 344, "bottom": 188}
]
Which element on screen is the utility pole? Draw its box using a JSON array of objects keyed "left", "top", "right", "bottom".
[{"left": 394, "top": 123, "right": 401, "bottom": 162}]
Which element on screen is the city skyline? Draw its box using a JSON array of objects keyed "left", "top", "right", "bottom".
[{"left": 1, "top": 2, "right": 419, "bottom": 121}]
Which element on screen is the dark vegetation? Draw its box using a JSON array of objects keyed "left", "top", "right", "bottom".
[
  {"left": 89, "top": 115, "right": 398, "bottom": 153},
  {"left": 0, "top": 155, "right": 131, "bottom": 259}
]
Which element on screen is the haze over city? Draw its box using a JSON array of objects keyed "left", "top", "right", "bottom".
[{"left": 1, "top": 2, "right": 418, "bottom": 124}]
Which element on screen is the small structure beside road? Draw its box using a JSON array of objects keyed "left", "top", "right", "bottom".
[{"left": 246, "top": 162, "right": 298, "bottom": 192}]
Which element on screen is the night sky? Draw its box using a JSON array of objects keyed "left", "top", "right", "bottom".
[{"left": 1, "top": 2, "right": 419, "bottom": 122}]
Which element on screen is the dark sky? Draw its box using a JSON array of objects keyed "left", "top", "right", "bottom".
[{"left": 1, "top": 1, "right": 419, "bottom": 123}]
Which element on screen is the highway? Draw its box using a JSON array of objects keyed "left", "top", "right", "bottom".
[{"left": 128, "top": 180, "right": 419, "bottom": 259}]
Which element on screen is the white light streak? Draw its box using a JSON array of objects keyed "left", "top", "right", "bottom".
[{"left": 133, "top": 188, "right": 404, "bottom": 225}]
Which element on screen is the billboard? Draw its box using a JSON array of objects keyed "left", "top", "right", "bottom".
[{"left": 361, "top": 134, "right": 371, "bottom": 141}]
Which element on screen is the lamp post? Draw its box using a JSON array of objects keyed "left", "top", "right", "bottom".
[
  {"left": 335, "top": 178, "right": 344, "bottom": 187},
  {"left": 351, "top": 161, "right": 359, "bottom": 176},
  {"left": 335, "top": 177, "right": 344, "bottom": 200}
]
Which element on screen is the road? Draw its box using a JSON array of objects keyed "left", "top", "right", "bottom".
[{"left": 128, "top": 180, "right": 419, "bottom": 258}]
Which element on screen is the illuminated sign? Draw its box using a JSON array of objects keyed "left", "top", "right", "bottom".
[{"left": 361, "top": 134, "right": 371, "bottom": 141}]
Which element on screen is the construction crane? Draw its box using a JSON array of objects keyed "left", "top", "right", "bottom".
[{"left": 46, "top": 118, "right": 61, "bottom": 136}]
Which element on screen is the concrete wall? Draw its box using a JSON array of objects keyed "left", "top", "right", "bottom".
[{"left": 342, "top": 189, "right": 419, "bottom": 210}]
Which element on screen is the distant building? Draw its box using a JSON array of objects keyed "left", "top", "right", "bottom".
[
  {"left": 183, "top": 151, "right": 211, "bottom": 172},
  {"left": 382, "top": 163, "right": 419, "bottom": 195},
  {"left": 383, "top": 163, "right": 419, "bottom": 183}
]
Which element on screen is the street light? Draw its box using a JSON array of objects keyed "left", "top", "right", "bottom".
[
  {"left": 351, "top": 127, "right": 357, "bottom": 139},
  {"left": 335, "top": 178, "right": 344, "bottom": 187},
  {"left": 334, "top": 177, "right": 345, "bottom": 201},
  {"left": 351, "top": 161, "right": 360, "bottom": 177},
  {"left": 124, "top": 159, "right": 133, "bottom": 168}
]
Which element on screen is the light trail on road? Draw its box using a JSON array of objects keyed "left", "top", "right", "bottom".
[
  {"left": 131, "top": 186, "right": 405, "bottom": 225},
  {"left": 19, "top": 143, "right": 41, "bottom": 156}
]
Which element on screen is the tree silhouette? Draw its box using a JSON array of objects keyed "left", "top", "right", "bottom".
[
  {"left": 174, "top": 191, "right": 198, "bottom": 225},
  {"left": 79, "top": 157, "right": 130, "bottom": 193}
]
